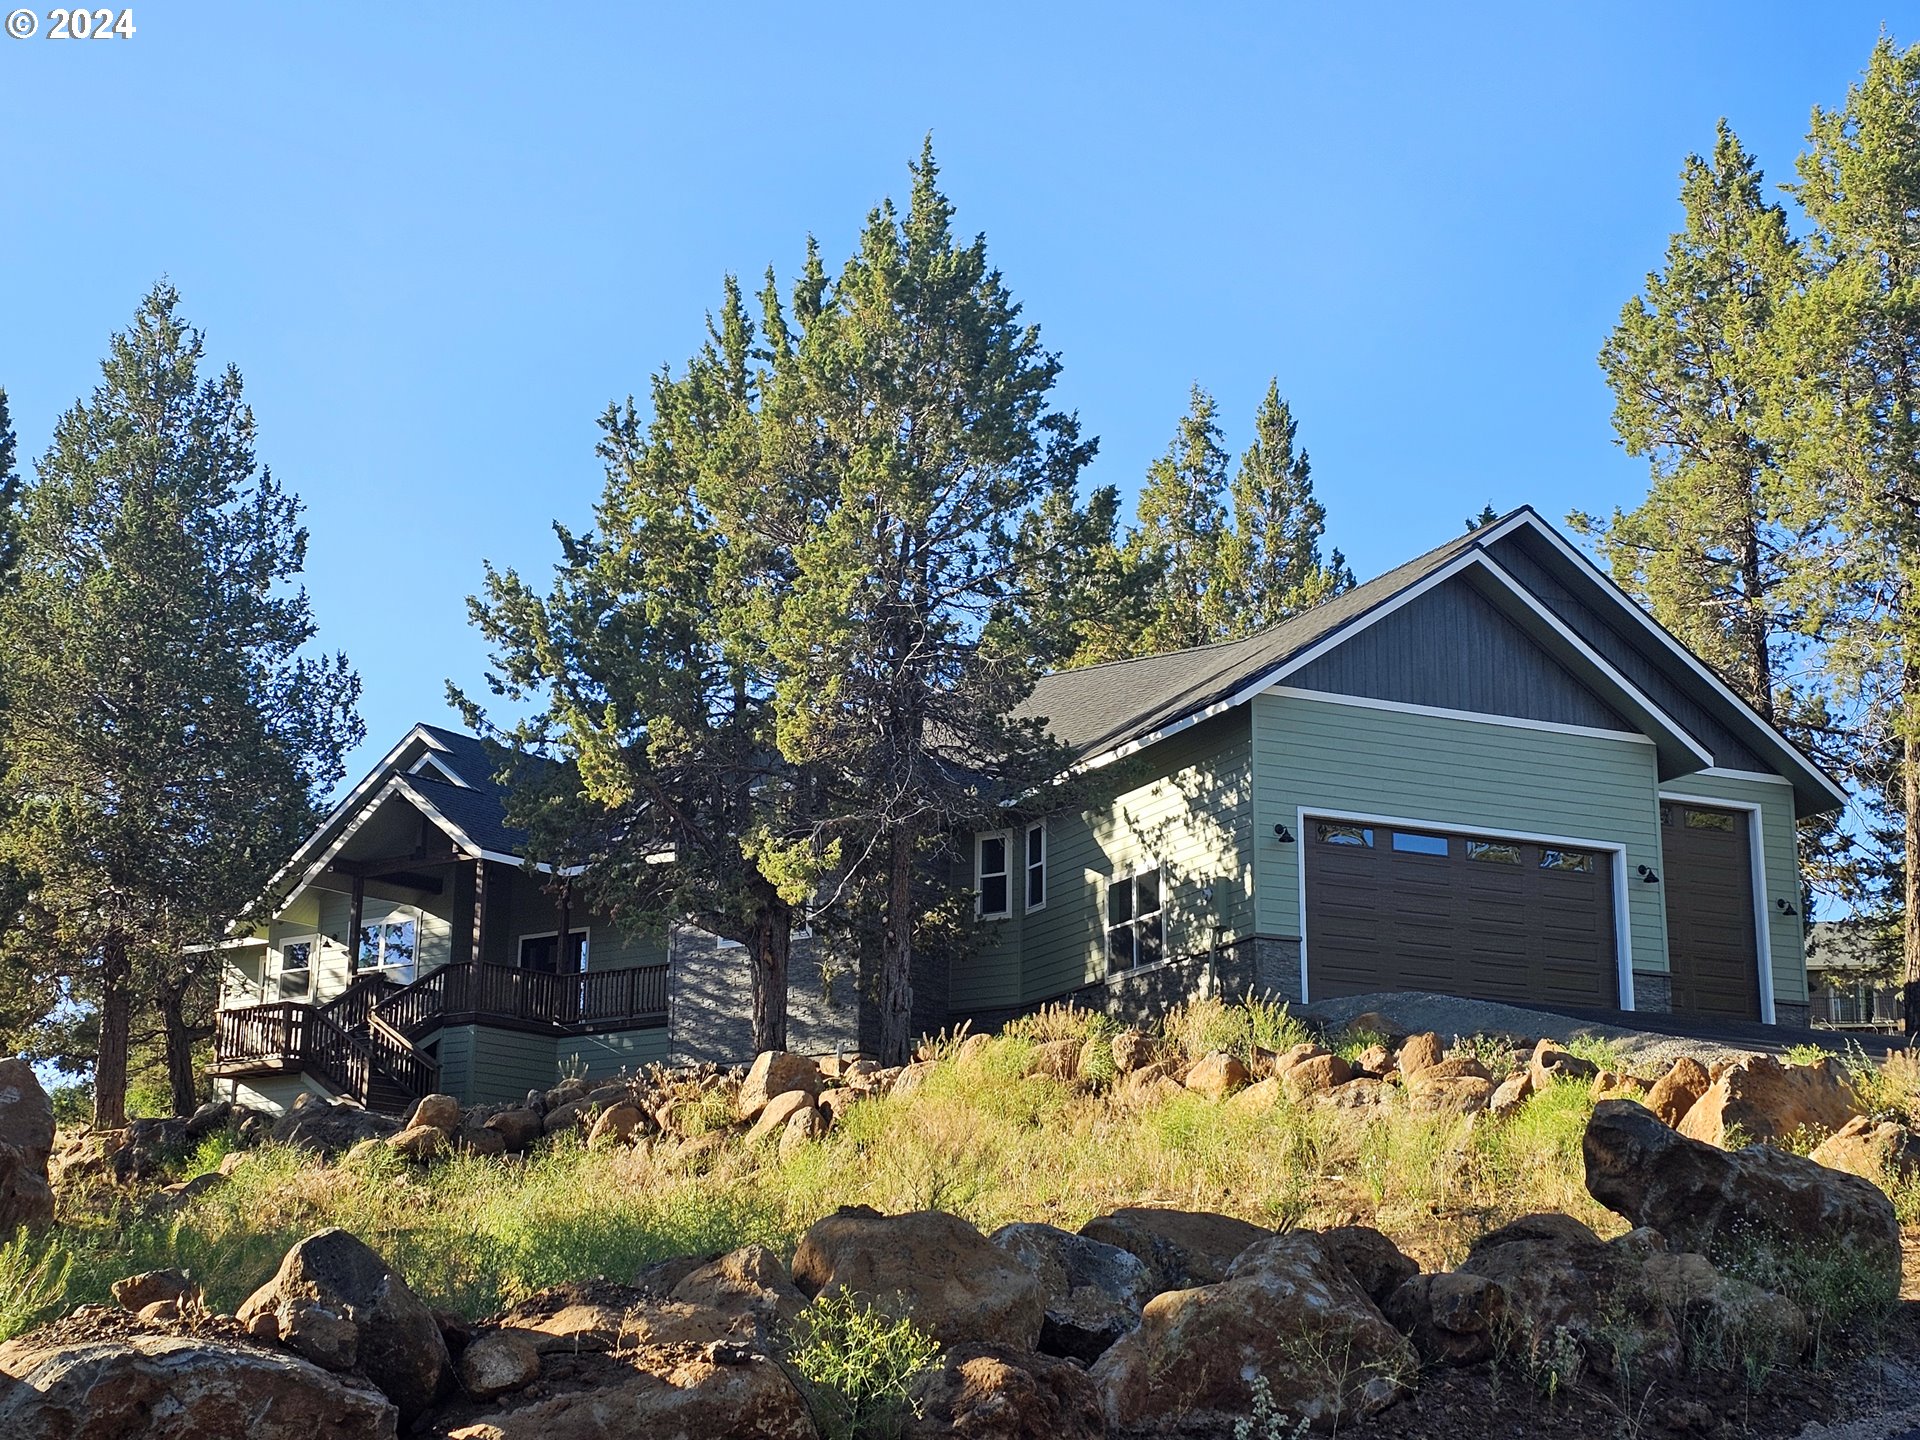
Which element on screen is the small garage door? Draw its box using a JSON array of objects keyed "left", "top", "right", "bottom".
[
  {"left": 1304, "top": 817, "right": 1618, "bottom": 1006},
  {"left": 1660, "top": 802, "right": 1761, "bottom": 1019}
]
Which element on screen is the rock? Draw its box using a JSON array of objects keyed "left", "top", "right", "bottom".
[
  {"left": 442, "top": 1348, "right": 815, "bottom": 1440},
  {"left": 1811, "top": 1116, "right": 1920, "bottom": 1188},
  {"left": 635, "top": 1252, "right": 723, "bottom": 1297},
  {"left": 1413, "top": 1056, "right": 1491, "bottom": 1083},
  {"left": 1384, "top": 1272, "right": 1507, "bottom": 1365},
  {"left": 0, "top": 1059, "right": 55, "bottom": 1231},
  {"left": 908, "top": 1343, "right": 1105, "bottom": 1440},
  {"left": 1280, "top": 1053, "right": 1353, "bottom": 1096},
  {"left": 792, "top": 1207, "right": 1046, "bottom": 1349},
  {"left": 990, "top": 1222, "right": 1155, "bottom": 1362},
  {"left": 1323, "top": 1077, "right": 1388, "bottom": 1109},
  {"left": 744, "top": 1088, "right": 814, "bottom": 1146},
  {"left": 1488, "top": 1072, "right": 1533, "bottom": 1118},
  {"left": 459, "top": 1329, "right": 543, "bottom": 1400},
  {"left": 738, "top": 1052, "right": 822, "bottom": 1120},
  {"left": 453, "top": 1124, "right": 507, "bottom": 1158},
  {"left": 669, "top": 1245, "right": 807, "bottom": 1332},
  {"left": 891, "top": 1061, "right": 937, "bottom": 1096},
  {"left": 1111, "top": 1030, "right": 1155, "bottom": 1075},
  {"left": 1644, "top": 1057, "right": 1712, "bottom": 1129},
  {"left": 1225, "top": 1077, "right": 1283, "bottom": 1114},
  {"left": 541, "top": 1100, "right": 592, "bottom": 1135},
  {"left": 111, "top": 1270, "right": 199, "bottom": 1313},
  {"left": 815, "top": 1088, "right": 853, "bottom": 1124},
  {"left": 1585, "top": 1099, "right": 1901, "bottom": 1285},
  {"left": 183, "top": 1099, "right": 233, "bottom": 1139},
  {"left": 1183, "top": 1051, "right": 1249, "bottom": 1099},
  {"left": 387, "top": 1124, "right": 449, "bottom": 1163},
  {"left": 585, "top": 1083, "right": 633, "bottom": 1108},
  {"left": 1078, "top": 1207, "right": 1270, "bottom": 1293},
  {"left": 585, "top": 1100, "right": 649, "bottom": 1147},
  {"left": 344, "top": 1137, "right": 386, "bottom": 1167},
  {"left": 270, "top": 1100, "right": 399, "bottom": 1158},
  {"left": 1406, "top": 1074, "right": 1495, "bottom": 1115},
  {"left": 1352, "top": 1044, "right": 1393, "bottom": 1076},
  {"left": 1321, "top": 1227, "right": 1418, "bottom": 1308},
  {"left": 1272, "top": 1042, "right": 1329, "bottom": 1074},
  {"left": 544, "top": 1078, "right": 588, "bottom": 1111},
  {"left": 1529, "top": 1039, "right": 1599, "bottom": 1092},
  {"left": 236, "top": 1228, "right": 451, "bottom": 1421},
  {"left": 1395, "top": 1032, "right": 1444, "bottom": 1077},
  {"left": 1678, "top": 1055, "right": 1861, "bottom": 1147},
  {"left": 484, "top": 1109, "right": 545, "bottom": 1151},
  {"left": 1026, "top": 1039, "right": 1083, "bottom": 1082},
  {"left": 406, "top": 1094, "right": 462, "bottom": 1132},
  {"left": 495, "top": 1282, "right": 751, "bottom": 1353},
  {"left": 1090, "top": 1232, "right": 1415, "bottom": 1433},
  {"left": 778, "top": 1105, "right": 828, "bottom": 1158},
  {"left": 1638, "top": 1247, "right": 1808, "bottom": 1364},
  {"left": 0, "top": 1332, "right": 397, "bottom": 1439}
]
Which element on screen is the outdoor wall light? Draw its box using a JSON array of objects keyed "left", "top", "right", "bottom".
[
  {"left": 1273, "top": 823, "right": 1296, "bottom": 843},
  {"left": 1776, "top": 897, "right": 1798, "bottom": 917},
  {"left": 1636, "top": 865, "right": 1660, "bottom": 884}
]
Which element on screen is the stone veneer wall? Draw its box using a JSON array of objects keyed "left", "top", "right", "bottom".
[
  {"left": 668, "top": 928, "right": 863, "bottom": 1066},
  {"left": 1631, "top": 972, "right": 1672, "bottom": 1014}
]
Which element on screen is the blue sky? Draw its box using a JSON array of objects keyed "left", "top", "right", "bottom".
[{"left": 0, "top": 3, "right": 1903, "bottom": 790}]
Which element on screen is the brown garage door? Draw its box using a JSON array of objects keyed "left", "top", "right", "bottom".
[
  {"left": 1660, "top": 802, "right": 1760, "bottom": 1019},
  {"left": 1303, "top": 817, "right": 1617, "bottom": 1006}
]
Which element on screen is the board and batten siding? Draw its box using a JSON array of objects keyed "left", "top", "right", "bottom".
[
  {"left": 1251, "top": 691, "right": 1670, "bottom": 988},
  {"left": 949, "top": 711, "right": 1255, "bottom": 1017},
  {"left": 1655, "top": 770, "right": 1808, "bottom": 1005}
]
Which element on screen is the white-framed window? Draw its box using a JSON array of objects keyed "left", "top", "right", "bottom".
[
  {"left": 1106, "top": 863, "right": 1164, "bottom": 973},
  {"left": 357, "top": 911, "right": 419, "bottom": 985},
  {"left": 976, "top": 831, "right": 1012, "bottom": 919},
  {"left": 519, "top": 928, "right": 589, "bottom": 975},
  {"left": 1024, "top": 821, "right": 1047, "bottom": 911},
  {"left": 273, "top": 936, "right": 317, "bottom": 1001}
]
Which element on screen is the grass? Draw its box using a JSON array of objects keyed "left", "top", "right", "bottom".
[{"left": 0, "top": 1228, "right": 72, "bottom": 1340}]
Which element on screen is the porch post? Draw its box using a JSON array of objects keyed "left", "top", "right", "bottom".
[
  {"left": 347, "top": 875, "right": 365, "bottom": 977},
  {"left": 471, "top": 859, "right": 488, "bottom": 968},
  {"left": 558, "top": 879, "right": 575, "bottom": 973}
]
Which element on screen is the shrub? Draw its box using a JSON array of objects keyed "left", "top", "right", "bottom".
[
  {"left": 0, "top": 1228, "right": 72, "bottom": 1342},
  {"left": 785, "top": 1290, "right": 940, "bottom": 1440},
  {"left": 1712, "top": 1229, "right": 1900, "bottom": 1367},
  {"left": 1162, "top": 993, "right": 1306, "bottom": 1066}
]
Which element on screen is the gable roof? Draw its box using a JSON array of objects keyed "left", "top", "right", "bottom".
[{"left": 1019, "top": 507, "right": 1844, "bottom": 815}]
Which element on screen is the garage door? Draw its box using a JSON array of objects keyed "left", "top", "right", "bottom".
[
  {"left": 1303, "top": 817, "right": 1618, "bottom": 1006},
  {"left": 1660, "top": 802, "right": 1761, "bottom": 1019}
]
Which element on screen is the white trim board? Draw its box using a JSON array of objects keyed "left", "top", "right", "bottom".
[
  {"left": 1265, "top": 686, "right": 1655, "bottom": 746},
  {"left": 1293, "top": 805, "right": 1636, "bottom": 1013},
  {"left": 1658, "top": 790, "right": 1778, "bottom": 1026}
]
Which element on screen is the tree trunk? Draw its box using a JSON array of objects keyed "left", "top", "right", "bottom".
[
  {"left": 1735, "top": 516, "right": 1774, "bottom": 723},
  {"left": 93, "top": 931, "right": 132, "bottom": 1129},
  {"left": 878, "top": 826, "right": 916, "bottom": 1065},
  {"left": 749, "top": 895, "right": 792, "bottom": 1056},
  {"left": 159, "top": 982, "right": 199, "bottom": 1118},
  {"left": 1905, "top": 721, "right": 1920, "bottom": 1040}
]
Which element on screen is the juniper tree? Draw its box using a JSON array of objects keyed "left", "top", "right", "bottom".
[
  {"left": 0, "top": 390, "right": 18, "bottom": 587},
  {"left": 0, "top": 285, "right": 361, "bottom": 1122},
  {"left": 1131, "top": 386, "right": 1230, "bottom": 652},
  {"left": 1010, "top": 480, "right": 1150, "bottom": 669}
]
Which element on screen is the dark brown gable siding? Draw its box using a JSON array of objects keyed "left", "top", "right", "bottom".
[{"left": 1286, "top": 575, "right": 1633, "bottom": 731}]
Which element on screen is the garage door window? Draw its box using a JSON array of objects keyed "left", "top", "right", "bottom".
[
  {"left": 1541, "top": 848, "right": 1595, "bottom": 872},
  {"left": 1316, "top": 823, "right": 1374, "bottom": 847},
  {"left": 1467, "top": 840, "right": 1523, "bottom": 864},
  {"left": 1391, "top": 831, "right": 1449, "bottom": 856},
  {"left": 1107, "top": 866, "right": 1164, "bottom": 973}
]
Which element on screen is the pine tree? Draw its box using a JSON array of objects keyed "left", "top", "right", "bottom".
[
  {"left": 1011, "top": 480, "right": 1153, "bottom": 669},
  {"left": 1577, "top": 121, "right": 1814, "bottom": 729},
  {"left": 1131, "top": 387, "right": 1230, "bottom": 652},
  {"left": 1465, "top": 503, "right": 1500, "bottom": 531},
  {"left": 0, "top": 285, "right": 362, "bottom": 1122},
  {"left": 1213, "top": 380, "right": 1352, "bottom": 633},
  {"left": 767, "top": 145, "right": 1091, "bottom": 1062},
  {"left": 0, "top": 390, "right": 19, "bottom": 587}
]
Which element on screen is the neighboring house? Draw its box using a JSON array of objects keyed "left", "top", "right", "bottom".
[
  {"left": 1806, "top": 920, "right": 1904, "bottom": 1032},
  {"left": 209, "top": 507, "right": 1845, "bottom": 1112}
]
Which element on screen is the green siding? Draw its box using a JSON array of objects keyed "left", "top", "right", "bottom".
[
  {"left": 952, "top": 711, "right": 1254, "bottom": 1014},
  {"left": 560, "top": 1026, "right": 670, "bottom": 1078},
  {"left": 499, "top": 878, "right": 668, "bottom": 972},
  {"left": 1656, "top": 771, "right": 1808, "bottom": 1005},
  {"left": 1251, "top": 692, "right": 1669, "bottom": 982},
  {"left": 448, "top": 1025, "right": 559, "bottom": 1104}
]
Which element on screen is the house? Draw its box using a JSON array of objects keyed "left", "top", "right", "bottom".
[
  {"left": 953, "top": 506, "right": 1841, "bottom": 1032},
  {"left": 210, "top": 507, "right": 1844, "bottom": 1112},
  {"left": 1805, "top": 920, "right": 1904, "bottom": 1032}
]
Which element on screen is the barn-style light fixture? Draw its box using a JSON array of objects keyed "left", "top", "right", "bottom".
[
  {"left": 1636, "top": 865, "right": 1660, "bottom": 884},
  {"left": 1273, "top": 823, "right": 1296, "bottom": 843},
  {"left": 1776, "top": 897, "right": 1798, "bottom": 917}
]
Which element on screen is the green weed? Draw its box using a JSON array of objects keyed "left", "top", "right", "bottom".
[
  {"left": 785, "top": 1290, "right": 940, "bottom": 1440},
  {"left": 0, "top": 1229, "right": 73, "bottom": 1342}
]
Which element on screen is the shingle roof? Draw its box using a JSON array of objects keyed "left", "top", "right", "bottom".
[
  {"left": 405, "top": 725, "right": 538, "bottom": 857},
  {"left": 1017, "top": 522, "right": 1491, "bottom": 760}
]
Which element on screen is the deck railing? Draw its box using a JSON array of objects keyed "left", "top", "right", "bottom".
[
  {"left": 369, "top": 961, "right": 669, "bottom": 1036},
  {"left": 214, "top": 1002, "right": 372, "bottom": 1100}
]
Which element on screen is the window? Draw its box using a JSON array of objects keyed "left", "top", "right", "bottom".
[
  {"left": 976, "top": 832, "right": 1011, "bottom": 919},
  {"left": 357, "top": 915, "right": 418, "bottom": 984},
  {"left": 1391, "top": 831, "right": 1448, "bottom": 856},
  {"left": 1107, "top": 865, "right": 1165, "bottom": 973},
  {"left": 520, "top": 930, "right": 588, "bottom": 974},
  {"left": 1466, "top": 840, "right": 1522, "bottom": 865},
  {"left": 275, "top": 939, "right": 314, "bottom": 1001},
  {"left": 1540, "top": 848, "right": 1595, "bottom": 873},
  {"left": 1025, "top": 822, "right": 1047, "bottom": 911},
  {"left": 1685, "top": 809, "right": 1734, "bottom": 832},
  {"left": 1316, "top": 823, "right": 1374, "bottom": 847}
]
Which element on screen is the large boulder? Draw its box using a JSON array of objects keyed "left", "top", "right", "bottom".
[
  {"left": 1321, "top": 1226, "right": 1418, "bottom": 1309},
  {"left": 484, "top": 1109, "right": 545, "bottom": 1151},
  {"left": 1184, "top": 1052, "right": 1249, "bottom": 1099},
  {"left": 1643, "top": 1057, "right": 1711, "bottom": 1129},
  {"left": 1077, "top": 1206, "right": 1270, "bottom": 1292},
  {"left": 0, "top": 1058, "right": 54, "bottom": 1231},
  {"left": 737, "top": 1052, "right": 822, "bottom": 1121},
  {"left": 1677, "top": 1054, "right": 1860, "bottom": 1147},
  {"left": 744, "top": 1089, "right": 814, "bottom": 1147},
  {"left": 791, "top": 1207, "right": 1045, "bottom": 1350},
  {"left": 1810, "top": 1116, "right": 1920, "bottom": 1189},
  {"left": 1090, "top": 1232, "right": 1416, "bottom": 1433},
  {"left": 0, "top": 1331, "right": 397, "bottom": 1439},
  {"left": 667, "top": 1245, "right": 807, "bottom": 1333},
  {"left": 1529, "top": 1039, "right": 1598, "bottom": 1092},
  {"left": 458, "top": 1330, "right": 542, "bottom": 1401},
  {"left": 269, "top": 1100, "right": 398, "bottom": 1157},
  {"left": 907, "top": 1343, "right": 1105, "bottom": 1440},
  {"left": 1395, "top": 1032, "right": 1444, "bottom": 1078},
  {"left": 405, "top": 1094, "right": 461, "bottom": 1132},
  {"left": 1383, "top": 1272, "right": 1506, "bottom": 1366},
  {"left": 495, "top": 1281, "right": 751, "bottom": 1353},
  {"left": 989, "top": 1222, "right": 1155, "bottom": 1362},
  {"left": 1585, "top": 1100, "right": 1901, "bottom": 1286},
  {"left": 236, "top": 1229, "right": 451, "bottom": 1422}
]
